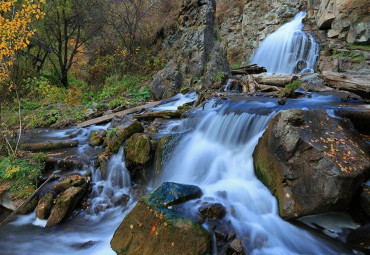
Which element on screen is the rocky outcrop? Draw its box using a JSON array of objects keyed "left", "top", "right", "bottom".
[
  {"left": 149, "top": 0, "right": 229, "bottom": 100},
  {"left": 110, "top": 182, "right": 210, "bottom": 255},
  {"left": 105, "top": 121, "right": 144, "bottom": 153},
  {"left": 253, "top": 109, "right": 370, "bottom": 219},
  {"left": 216, "top": 0, "right": 369, "bottom": 74}
]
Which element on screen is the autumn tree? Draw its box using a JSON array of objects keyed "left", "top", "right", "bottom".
[
  {"left": 0, "top": 0, "right": 44, "bottom": 154},
  {"left": 35, "top": 0, "right": 105, "bottom": 88}
]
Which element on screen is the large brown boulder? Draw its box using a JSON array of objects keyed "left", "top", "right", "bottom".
[
  {"left": 110, "top": 182, "right": 210, "bottom": 255},
  {"left": 253, "top": 109, "right": 370, "bottom": 219}
]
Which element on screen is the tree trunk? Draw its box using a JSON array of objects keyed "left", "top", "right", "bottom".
[
  {"left": 252, "top": 74, "right": 298, "bottom": 87},
  {"left": 61, "top": 69, "right": 68, "bottom": 88},
  {"left": 322, "top": 71, "right": 370, "bottom": 99}
]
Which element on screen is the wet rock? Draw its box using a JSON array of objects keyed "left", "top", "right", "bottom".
[
  {"left": 278, "top": 98, "right": 286, "bottom": 105},
  {"left": 301, "top": 74, "right": 333, "bottom": 92},
  {"left": 109, "top": 115, "right": 135, "bottom": 129},
  {"left": 97, "top": 154, "right": 108, "bottom": 179},
  {"left": 154, "top": 133, "right": 183, "bottom": 183},
  {"left": 36, "top": 192, "right": 54, "bottom": 220},
  {"left": 71, "top": 240, "right": 97, "bottom": 250},
  {"left": 199, "top": 202, "right": 227, "bottom": 220},
  {"left": 105, "top": 121, "right": 144, "bottom": 153},
  {"left": 254, "top": 109, "right": 370, "bottom": 219},
  {"left": 227, "top": 238, "right": 244, "bottom": 255},
  {"left": 111, "top": 194, "right": 130, "bottom": 207},
  {"left": 360, "top": 183, "right": 370, "bottom": 218},
  {"left": 18, "top": 196, "right": 39, "bottom": 215},
  {"left": 110, "top": 182, "right": 210, "bottom": 255},
  {"left": 125, "top": 134, "right": 152, "bottom": 166},
  {"left": 346, "top": 223, "right": 370, "bottom": 253},
  {"left": 124, "top": 133, "right": 153, "bottom": 183},
  {"left": 149, "top": 182, "right": 202, "bottom": 206},
  {"left": 89, "top": 129, "right": 107, "bottom": 147},
  {"left": 46, "top": 186, "right": 87, "bottom": 227},
  {"left": 146, "top": 118, "right": 164, "bottom": 135},
  {"left": 54, "top": 175, "right": 87, "bottom": 193}
]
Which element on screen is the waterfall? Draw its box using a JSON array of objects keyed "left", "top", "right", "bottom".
[
  {"left": 159, "top": 105, "right": 346, "bottom": 254},
  {"left": 250, "top": 11, "right": 319, "bottom": 74}
]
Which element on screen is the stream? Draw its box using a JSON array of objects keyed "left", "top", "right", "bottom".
[{"left": 0, "top": 91, "right": 366, "bottom": 255}]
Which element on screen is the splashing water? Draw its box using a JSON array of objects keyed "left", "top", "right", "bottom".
[
  {"left": 158, "top": 104, "right": 350, "bottom": 254},
  {"left": 250, "top": 11, "right": 319, "bottom": 74}
]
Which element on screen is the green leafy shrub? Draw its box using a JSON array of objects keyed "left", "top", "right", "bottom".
[
  {"left": 0, "top": 156, "right": 44, "bottom": 198},
  {"left": 280, "top": 80, "right": 302, "bottom": 98}
]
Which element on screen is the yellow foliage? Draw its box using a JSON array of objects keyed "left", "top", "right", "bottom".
[{"left": 0, "top": 0, "right": 45, "bottom": 85}]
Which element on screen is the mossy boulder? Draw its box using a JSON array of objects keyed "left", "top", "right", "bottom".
[
  {"left": 110, "top": 182, "right": 210, "bottom": 255},
  {"left": 46, "top": 186, "right": 87, "bottom": 227},
  {"left": 105, "top": 121, "right": 144, "bottom": 153},
  {"left": 36, "top": 192, "right": 54, "bottom": 220},
  {"left": 54, "top": 174, "right": 87, "bottom": 193},
  {"left": 253, "top": 109, "right": 370, "bottom": 219},
  {"left": 124, "top": 133, "right": 153, "bottom": 183},
  {"left": 125, "top": 133, "right": 152, "bottom": 165},
  {"left": 89, "top": 129, "right": 107, "bottom": 147}
]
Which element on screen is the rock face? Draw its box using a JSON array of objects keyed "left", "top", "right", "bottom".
[
  {"left": 105, "top": 121, "right": 144, "bottom": 153},
  {"left": 216, "top": 0, "right": 369, "bottom": 74},
  {"left": 111, "top": 182, "right": 210, "bottom": 255},
  {"left": 253, "top": 109, "right": 370, "bottom": 219},
  {"left": 149, "top": 0, "right": 229, "bottom": 100},
  {"left": 124, "top": 133, "right": 153, "bottom": 183},
  {"left": 360, "top": 182, "right": 370, "bottom": 217}
]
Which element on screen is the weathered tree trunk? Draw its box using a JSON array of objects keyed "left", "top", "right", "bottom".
[
  {"left": 252, "top": 74, "right": 298, "bottom": 87},
  {"left": 322, "top": 71, "right": 370, "bottom": 99},
  {"left": 20, "top": 140, "right": 79, "bottom": 152}
]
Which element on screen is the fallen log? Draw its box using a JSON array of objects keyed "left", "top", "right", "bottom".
[
  {"left": 231, "top": 64, "right": 267, "bottom": 75},
  {"left": 252, "top": 74, "right": 298, "bottom": 87},
  {"left": 133, "top": 110, "right": 184, "bottom": 120},
  {"left": 20, "top": 140, "right": 79, "bottom": 152},
  {"left": 322, "top": 71, "right": 370, "bottom": 99}
]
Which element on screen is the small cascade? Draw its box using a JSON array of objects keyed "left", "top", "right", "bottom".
[
  {"left": 250, "top": 11, "right": 319, "bottom": 74},
  {"left": 88, "top": 147, "right": 131, "bottom": 215}
]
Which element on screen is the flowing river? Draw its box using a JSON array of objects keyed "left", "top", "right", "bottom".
[{"left": 0, "top": 91, "right": 365, "bottom": 255}]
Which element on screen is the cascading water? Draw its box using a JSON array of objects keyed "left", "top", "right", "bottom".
[
  {"left": 159, "top": 103, "right": 350, "bottom": 254},
  {"left": 0, "top": 93, "right": 363, "bottom": 254},
  {"left": 250, "top": 11, "right": 319, "bottom": 74}
]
